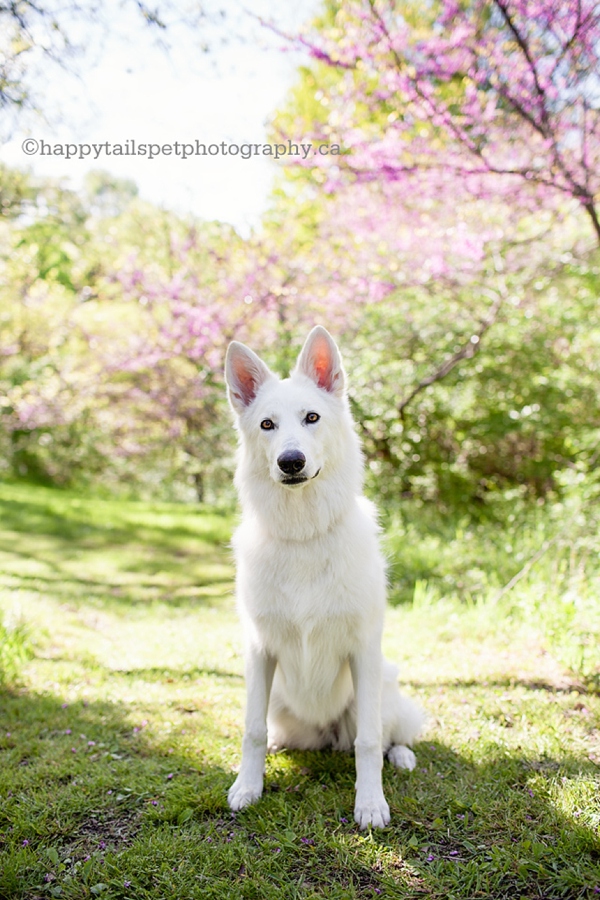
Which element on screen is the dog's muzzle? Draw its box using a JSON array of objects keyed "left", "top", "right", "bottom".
[
  {"left": 277, "top": 451, "right": 321, "bottom": 486},
  {"left": 277, "top": 450, "right": 306, "bottom": 484}
]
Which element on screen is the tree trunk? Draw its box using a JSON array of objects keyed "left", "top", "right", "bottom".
[
  {"left": 193, "top": 472, "right": 204, "bottom": 503},
  {"left": 583, "top": 199, "right": 600, "bottom": 247}
]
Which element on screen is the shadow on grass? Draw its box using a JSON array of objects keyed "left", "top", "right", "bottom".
[
  {"left": 252, "top": 740, "right": 600, "bottom": 900},
  {"left": 0, "top": 488, "right": 235, "bottom": 610},
  {"left": 0, "top": 685, "right": 234, "bottom": 899},
  {"left": 0, "top": 687, "right": 599, "bottom": 899},
  {"left": 0, "top": 487, "right": 233, "bottom": 544},
  {"left": 409, "top": 675, "right": 597, "bottom": 695},
  {"left": 110, "top": 665, "right": 244, "bottom": 682},
  {"left": 381, "top": 739, "right": 600, "bottom": 900},
  {"left": 0, "top": 568, "right": 233, "bottom": 609}
]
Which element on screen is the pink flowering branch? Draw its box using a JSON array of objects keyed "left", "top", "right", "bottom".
[{"left": 284, "top": 0, "right": 600, "bottom": 244}]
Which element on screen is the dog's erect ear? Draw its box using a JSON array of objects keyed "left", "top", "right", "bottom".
[
  {"left": 295, "top": 326, "right": 345, "bottom": 396},
  {"left": 225, "top": 341, "right": 274, "bottom": 414}
]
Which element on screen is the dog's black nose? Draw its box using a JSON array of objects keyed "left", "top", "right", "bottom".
[{"left": 277, "top": 451, "right": 306, "bottom": 475}]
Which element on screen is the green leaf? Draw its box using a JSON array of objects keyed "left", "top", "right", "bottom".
[
  {"left": 177, "top": 807, "right": 194, "bottom": 824},
  {"left": 46, "top": 847, "right": 59, "bottom": 865},
  {"left": 82, "top": 859, "right": 94, "bottom": 881}
]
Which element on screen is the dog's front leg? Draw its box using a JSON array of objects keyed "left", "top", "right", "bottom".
[
  {"left": 228, "top": 647, "right": 276, "bottom": 811},
  {"left": 350, "top": 648, "right": 390, "bottom": 829}
]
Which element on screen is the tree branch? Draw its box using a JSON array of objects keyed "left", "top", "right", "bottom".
[
  {"left": 398, "top": 291, "right": 503, "bottom": 420},
  {"left": 491, "top": 533, "right": 560, "bottom": 605}
]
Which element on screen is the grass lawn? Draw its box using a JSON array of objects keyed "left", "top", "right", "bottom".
[{"left": 0, "top": 483, "right": 599, "bottom": 899}]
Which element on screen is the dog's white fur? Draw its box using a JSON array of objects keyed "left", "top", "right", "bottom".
[{"left": 224, "top": 326, "right": 424, "bottom": 828}]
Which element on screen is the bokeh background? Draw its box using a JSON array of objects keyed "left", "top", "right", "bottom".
[{"left": 1, "top": 0, "right": 599, "bottom": 672}]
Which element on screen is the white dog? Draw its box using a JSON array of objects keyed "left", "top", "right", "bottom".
[{"left": 224, "top": 326, "right": 423, "bottom": 828}]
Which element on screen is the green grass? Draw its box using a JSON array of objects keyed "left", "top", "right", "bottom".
[
  {"left": 0, "top": 483, "right": 599, "bottom": 899},
  {"left": 383, "top": 486, "right": 600, "bottom": 690}
]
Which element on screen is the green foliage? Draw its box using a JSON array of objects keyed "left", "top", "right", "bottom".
[
  {"left": 348, "top": 247, "right": 600, "bottom": 508},
  {"left": 0, "top": 165, "right": 37, "bottom": 218}
]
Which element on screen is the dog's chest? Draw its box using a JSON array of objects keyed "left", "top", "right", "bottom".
[
  {"left": 255, "top": 600, "right": 359, "bottom": 661},
  {"left": 234, "top": 510, "right": 385, "bottom": 657},
  {"left": 244, "top": 534, "right": 359, "bottom": 610},
  {"left": 252, "top": 561, "right": 361, "bottom": 642}
]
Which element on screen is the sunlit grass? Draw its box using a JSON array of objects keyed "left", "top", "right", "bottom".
[{"left": 0, "top": 483, "right": 599, "bottom": 899}]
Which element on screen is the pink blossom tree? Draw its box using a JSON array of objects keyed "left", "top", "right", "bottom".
[{"left": 279, "top": 0, "right": 600, "bottom": 244}]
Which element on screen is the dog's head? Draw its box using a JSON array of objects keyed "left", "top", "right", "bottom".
[{"left": 225, "top": 326, "right": 347, "bottom": 489}]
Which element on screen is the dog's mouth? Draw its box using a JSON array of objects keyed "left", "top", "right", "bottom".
[{"left": 280, "top": 468, "right": 321, "bottom": 487}]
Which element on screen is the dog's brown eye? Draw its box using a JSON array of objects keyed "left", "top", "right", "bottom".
[
  {"left": 260, "top": 419, "right": 274, "bottom": 430},
  {"left": 306, "top": 412, "right": 320, "bottom": 424}
]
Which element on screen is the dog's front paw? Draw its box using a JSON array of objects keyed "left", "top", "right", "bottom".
[
  {"left": 354, "top": 794, "right": 390, "bottom": 830},
  {"left": 387, "top": 744, "right": 417, "bottom": 770},
  {"left": 227, "top": 775, "right": 263, "bottom": 811}
]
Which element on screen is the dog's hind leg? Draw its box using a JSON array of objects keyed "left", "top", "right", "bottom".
[
  {"left": 381, "top": 660, "right": 424, "bottom": 771},
  {"left": 267, "top": 685, "right": 334, "bottom": 751},
  {"left": 387, "top": 743, "right": 417, "bottom": 769},
  {"left": 267, "top": 708, "right": 327, "bottom": 752}
]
